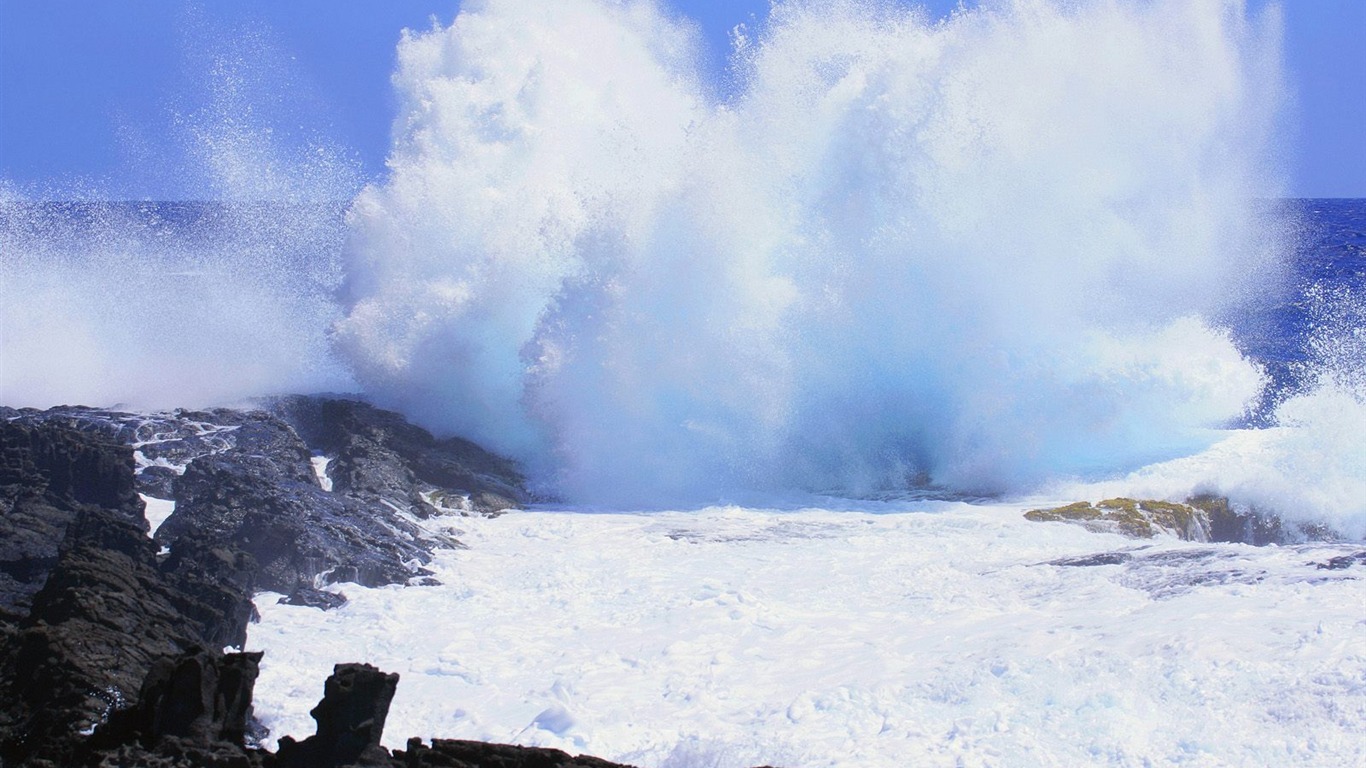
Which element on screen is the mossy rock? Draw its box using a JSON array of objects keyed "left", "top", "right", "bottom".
[
  {"left": 1025, "top": 497, "right": 1209, "bottom": 540},
  {"left": 1023, "top": 502, "right": 1101, "bottom": 523},
  {"left": 1026, "top": 495, "right": 1341, "bottom": 545}
]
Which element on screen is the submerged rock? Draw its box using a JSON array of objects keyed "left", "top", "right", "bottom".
[
  {"left": 1315, "top": 551, "right": 1366, "bottom": 570},
  {"left": 1024, "top": 495, "right": 1338, "bottom": 545},
  {"left": 1048, "top": 551, "right": 1134, "bottom": 567}
]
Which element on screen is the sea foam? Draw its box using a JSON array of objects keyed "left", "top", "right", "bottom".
[{"left": 335, "top": 0, "right": 1288, "bottom": 504}]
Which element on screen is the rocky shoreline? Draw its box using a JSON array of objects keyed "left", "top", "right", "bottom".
[
  {"left": 0, "top": 397, "right": 696, "bottom": 767},
  {"left": 3, "top": 396, "right": 1352, "bottom": 766}
]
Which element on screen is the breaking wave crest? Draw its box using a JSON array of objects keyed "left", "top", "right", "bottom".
[
  {"left": 1066, "top": 277, "right": 1366, "bottom": 537},
  {"left": 335, "top": 0, "right": 1288, "bottom": 504}
]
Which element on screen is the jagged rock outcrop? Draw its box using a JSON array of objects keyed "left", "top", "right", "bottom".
[
  {"left": 267, "top": 396, "right": 528, "bottom": 517},
  {"left": 1023, "top": 495, "right": 1339, "bottom": 544},
  {"left": 6, "top": 397, "right": 529, "bottom": 608},
  {"left": 276, "top": 663, "right": 399, "bottom": 768},
  {"left": 0, "top": 420, "right": 145, "bottom": 624},
  {"left": 78, "top": 648, "right": 270, "bottom": 767},
  {"left": 162, "top": 449, "right": 436, "bottom": 594},
  {"left": 0, "top": 422, "right": 256, "bottom": 765}
]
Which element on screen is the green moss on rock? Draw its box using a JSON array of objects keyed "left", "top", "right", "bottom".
[
  {"left": 1023, "top": 502, "right": 1100, "bottom": 523},
  {"left": 1026, "top": 494, "right": 1340, "bottom": 544},
  {"left": 1024, "top": 497, "right": 1209, "bottom": 540}
]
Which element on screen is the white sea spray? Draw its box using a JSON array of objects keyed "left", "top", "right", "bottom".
[
  {"left": 335, "top": 0, "right": 1288, "bottom": 503},
  {"left": 0, "top": 28, "right": 359, "bottom": 409}
]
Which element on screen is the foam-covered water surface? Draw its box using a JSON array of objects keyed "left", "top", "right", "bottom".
[{"left": 247, "top": 505, "right": 1366, "bottom": 766}]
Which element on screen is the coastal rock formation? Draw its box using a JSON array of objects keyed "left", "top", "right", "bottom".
[
  {"left": 79, "top": 648, "right": 270, "bottom": 767},
  {"left": 4, "top": 397, "right": 529, "bottom": 607},
  {"left": 1024, "top": 495, "right": 1337, "bottom": 544},
  {"left": 73, "top": 651, "right": 648, "bottom": 768},
  {"left": 163, "top": 447, "right": 437, "bottom": 594},
  {"left": 0, "top": 420, "right": 145, "bottom": 623},
  {"left": 0, "top": 421, "right": 255, "bottom": 765},
  {"left": 0, "top": 406, "right": 783, "bottom": 766},
  {"left": 266, "top": 396, "right": 527, "bottom": 517},
  {"left": 276, "top": 663, "right": 399, "bottom": 768}
]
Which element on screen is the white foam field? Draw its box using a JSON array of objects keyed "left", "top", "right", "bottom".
[{"left": 246, "top": 505, "right": 1366, "bottom": 767}]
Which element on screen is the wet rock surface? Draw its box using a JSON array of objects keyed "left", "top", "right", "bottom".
[
  {"left": 5, "top": 396, "right": 528, "bottom": 606},
  {"left": 266, "top": 396, "right": 528, "bottom": 518},
  {"left": 163, "top": 448, "right": 435, "bottom": 594},
  {"left": 0, "top": 399, "right": 601, "bottom": 767},
  {"left": 0, "top": 421, "right": 256, "bottom": 765},
  {"left": 67, "top": 651, "right": 652, "bottom": 768},
  {"left": 1024, "top": 495, "right": 1339, "bottom": 545}
]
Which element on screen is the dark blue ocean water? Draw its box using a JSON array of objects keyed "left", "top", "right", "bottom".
[{"left": 1234, "top": 199, "right": 1366, "bottom": 422}]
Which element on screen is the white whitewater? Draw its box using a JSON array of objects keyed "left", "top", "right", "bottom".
[{"left": 247, "top": 503, "right": 1366, "bottom": 766}]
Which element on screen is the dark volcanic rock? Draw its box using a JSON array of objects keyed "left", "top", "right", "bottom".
[
  {"left": 10, "top": 398, "right": 529, "bottom": 605},
  {"left": 163, "top": 449, "right": 435, "bottom": 594},
  {"left": 269, "top": 396, "right": 528, "bottom": 517},
  {"left": 93, "top": 647, "right": 262, "bottom": 748},
  {"left": 0, "top": 424, "right": 255, "bottom": 765},
  {"left": 393, "top": 738, "right": 637, "bottom": 767},
  {"left": 70, "top": 647, "right": 271, "bottom": 768},
  {"left": 0, "top": 420, "right": 144, "bottom": 624},
  {"left": 2, "top": 405, "right": 270, "bottom": 501},
  {"left": 280, "top": 586, "right": 349, "bottom": 610},
  {"left": 277, "top": 663, "right": 399, "bottom": 768}
]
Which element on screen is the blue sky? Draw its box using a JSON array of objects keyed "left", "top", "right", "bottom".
[{"left": 0, "top": 0, "right": 1361, "bottom": 198}]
